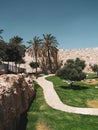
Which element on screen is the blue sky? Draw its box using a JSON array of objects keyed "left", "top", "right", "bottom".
[{"left": 1, "top": 0, "right": 98, "bottom": 49}]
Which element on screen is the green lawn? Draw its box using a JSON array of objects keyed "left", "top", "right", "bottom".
[
  {"left": 26, "top": 81, "right": 98, "bottom": 130},
  {"left": 46, "top": 76, "right": 98, "bottom": 108},
  {"left": 86, "top": 73, "right": 97, "bottom": 79}
]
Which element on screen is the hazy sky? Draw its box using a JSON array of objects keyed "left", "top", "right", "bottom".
[{"left": 1, "top": 0, "right": 98, "bottom": 49}]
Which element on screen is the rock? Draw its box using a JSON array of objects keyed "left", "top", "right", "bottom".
[{"left": 0, "top": 74, "right": 35, "bottom": 130}]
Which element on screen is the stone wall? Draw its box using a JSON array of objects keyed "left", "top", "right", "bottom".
[
  {"left": 0, "top": 74, "right": 35, "bottom": 130},
  {"left": 58, "top": 48, "right": 98, "bottom": 72},
  {"left": 23, "top": 47, "right": 98, "bottom": 73}
]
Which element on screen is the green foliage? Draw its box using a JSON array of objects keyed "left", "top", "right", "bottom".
[
  {"left": 91, "top": 64, "right": 98, "bottom": 72},
  {"left": 26, "top": 80, "right": 98, "bottom": 130},
  {"left": 46, "top": 76, "right": 98, "bottom": 108},
  {"left": 28, "top": 36, "right": 42, "bottom": 76},
  {"left": 9, "top": 36, "right": 23, "bottom": 44},
  {"left": 91, "top": 64, "right": 98, "bottom": 77},
  {"left": 56, "top": 58, "right": 86, "bottom": 82},
  {"left": 28, "top": 36, "right": 42, "bottom": 57},
  {"left": 43, "top": 34, "right": 59, "bottom": 47},
  {"left": 86, "top": 73, "right": 96, "bottom": 79},
  {"left": 29, "top": 61, "right": 39, "bottom": 69},
  {"left": 0, "top": 41, "right": 7, "bottom": 61},
  {"left": 41, "top": 34, "right": 59, "bottom": 73},
  {"left": 0, "top": 29, "right": 7, "bottom": 61},
  {"left": 0, "top": 29, "right": 3, "bottom": 40},
  {"left": 28, "top": 34, "right": 60, "bottom": 74},
  {"left": 6, "top": 36, "right": 26, "bottom": 63}
]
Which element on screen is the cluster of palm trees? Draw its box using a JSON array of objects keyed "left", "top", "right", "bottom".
[
  {"left": 28, "top": 34, "right": 61, "bottom": 75},
  {"left": 0, "top": 29, "right": 61, "bottom": 74}
]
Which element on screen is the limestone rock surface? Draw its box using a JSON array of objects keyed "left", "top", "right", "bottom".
[{"left": 0, "top": 74, "right": 35, "bottom": 130}]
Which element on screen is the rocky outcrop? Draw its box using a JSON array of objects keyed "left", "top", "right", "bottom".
[{"left": 0, "top": 74, "right": 35, "bottom": 130}]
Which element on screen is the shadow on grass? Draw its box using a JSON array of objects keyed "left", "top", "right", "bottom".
[
  {"left": 60, "top": 85, "right": 89, "bottom": 90},
  {"left": 17, "top": 92, "right": 36, "bottom": 130},
  {"left": 93, "top": 76, "right": 98, "bottom": 79}
]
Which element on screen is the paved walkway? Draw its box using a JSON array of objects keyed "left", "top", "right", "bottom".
[{"left": 35, "top": 75, "right": 98, "bottom": 116}]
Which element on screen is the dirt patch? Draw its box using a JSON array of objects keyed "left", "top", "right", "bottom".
[
  {"left": 39, "top": 105, "right": 45, "bottom": 110},
  {"left": 83, "top": 79, "right": 98, "bottom": 85},
  {"left": 87, "top": 100, "right": 98, "bottom": 108},
  {"left": 36, "top": 122, "right": 49, "bottom": 130}
]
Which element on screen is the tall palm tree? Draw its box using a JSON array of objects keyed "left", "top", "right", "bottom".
[
  {"left": 42, "top": 34, "right": 58, "bottom": 73},
  {"left": 28, "top": 36, "right": 42, "bottom": 76},
  {"left": 51, "top": 47, "right": 59, "bottom": 72}
]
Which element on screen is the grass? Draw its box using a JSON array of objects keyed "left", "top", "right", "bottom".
[
  {"left": 46, "top": 76, "right": 98, "bottom": 108},
  {"left": 26, "top": 81, "right": 98, "bottom": 130},
  {"left": 86, "top": 73, "right": 97, "bottom": 79}
]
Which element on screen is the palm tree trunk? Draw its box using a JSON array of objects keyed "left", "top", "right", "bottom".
[
  {"left": 55, "top": 51, "right": 58, "bottom": 71},
  {"left": 47, "top": 48, "right": 52, "bottom": 73},
  {"left": 35, "top": 50, "right": 38, "bottom": 78}
]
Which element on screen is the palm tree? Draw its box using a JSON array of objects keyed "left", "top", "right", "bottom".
[
  {"left": 51, "top": 47, "right": 59, "bottom": 72},
  {"left": 28, "top": 36, "right": 42, "bottom": 76},
  {"left": 42, "top": 34, "right": 59, "bottom": 73}
]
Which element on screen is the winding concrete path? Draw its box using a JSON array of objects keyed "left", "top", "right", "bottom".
[{"left": 35, "top": 75, "right": 98, "bottom": 115}]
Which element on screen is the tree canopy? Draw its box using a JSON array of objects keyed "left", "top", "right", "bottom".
[
  {"left": 40, "top": 34, "right": 59, "bottom": 73},
  {"left": 0, "top": 41, "right": 7, "bottom": 61},
  {"left": 28, "top": 36, "right": 42, "bottom": 76},
  {"left": 90, "top": 64, "right": 98, "bottom": 77},
  {"left": 0, "top": 30, "right": 60, "bottom": 74},
  {"left": 56, "top": 58, "right": 86, "bottom": 84},
  {"left": 0, "top": 29, "right": 3, "bottom": 40},
  {"left": 27, "top": 34, "right": 60, "bottom": 74},
  {"left": 6, "top": 36, "right": 26, "bottom": 64}
]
